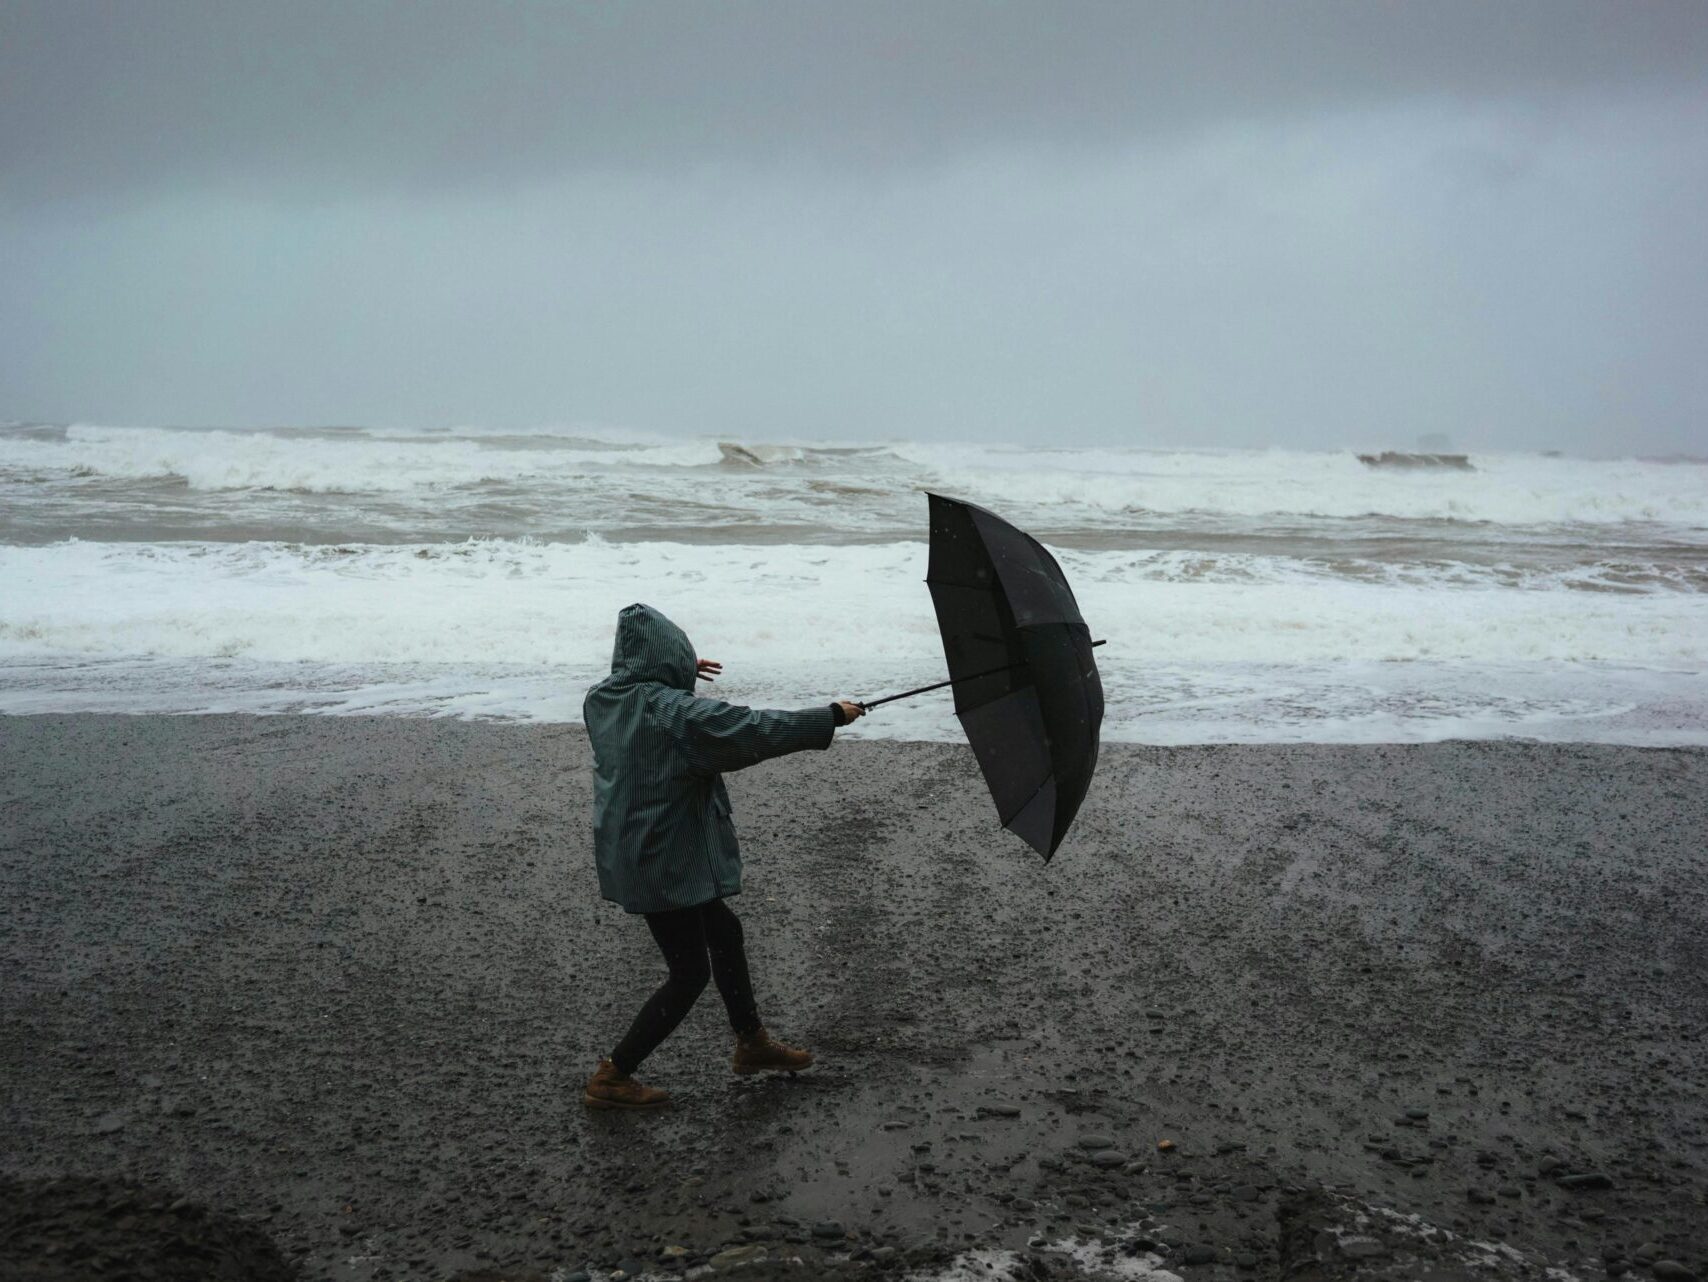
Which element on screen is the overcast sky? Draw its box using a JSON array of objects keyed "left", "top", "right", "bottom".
[{"left": 3, "top": 1, "right": 1705, "bottom": 453}]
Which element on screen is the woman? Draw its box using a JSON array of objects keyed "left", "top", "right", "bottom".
[{"left": 581, "top": 603, "right": 865, "bottom": 1109}]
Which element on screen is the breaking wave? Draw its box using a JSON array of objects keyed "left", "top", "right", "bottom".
[
  {"left": 3, "top": 538, "right": 1704, "bottom": 671},
  {"left": 1, "top": 424, "right": 1704, "bottom": 531}
]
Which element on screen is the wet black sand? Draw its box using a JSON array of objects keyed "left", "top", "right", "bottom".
[{"left": 2, "top": 715, "right": 1706, "bottom": 1281}]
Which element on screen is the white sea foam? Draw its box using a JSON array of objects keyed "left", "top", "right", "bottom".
[
  {"left": 899, "top": 443, "right": 1708, "bottom": 528},
  {"left": 3, "top": 424, "right": 1705, "bottom": 741},
  {"left": 0, "top": 424, "right": 723, "bottom": 492},
  {"left": 3, "top": 425, "right": 1705, "bottom": 531},
  {"left": 4, "top": 539, "right": 1705, "bottom": 669},
  {"left": 899, "top": 1234, "right": 1179, "bottom": 1281},
  {"left": 2, "top": 538, "right": 1705, "bottom": 742}
]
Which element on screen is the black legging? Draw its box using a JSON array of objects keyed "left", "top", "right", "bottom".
[{"left": 610, "top": 898, "right": 761, "bottom": 1075}]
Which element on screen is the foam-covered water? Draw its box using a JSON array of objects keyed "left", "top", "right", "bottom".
[{"left": 2, "top": 421, "right": 1704, "bottom": 743}]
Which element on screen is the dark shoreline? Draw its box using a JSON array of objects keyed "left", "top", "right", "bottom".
[{"left": 3, "top": 715, "right": 1705, "bottom": 1280}]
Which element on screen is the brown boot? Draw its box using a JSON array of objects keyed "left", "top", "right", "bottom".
[
  {"left": 732, "top": 1027, "right": 814, "bottom": 1075},
  {"left": 583, "top": 1058, "right": 670, "bottom": 1110}
]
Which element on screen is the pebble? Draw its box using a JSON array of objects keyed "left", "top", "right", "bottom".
[
  {"left": 1557, "top": 1172, "right": 1614, "bottom": 1191},
  {"left": 1078, "top": 1134, "right": 1117, "bottom": 1150},
  {"left": 1184, "top": 1245, "right": 1217, "bottom": 1265},
  {"left": 1089, "top": 1149, "right": 1125, "bottom": 1169},
  {"left": 1467, "top": 1187, "right": 1496, "bottom": 1204},
  {"left": 812, "top": 1220, "right": 846, "bottom": 1239},
  {"left": 1651, "top": 1264, "right": 1696, "bottom": 1282},
  {"left": 977, "top": 1104, "right": 1022, "bottom": 1118},
  {"left": 1236, "top": 1252, "right": 1258, "bottom": 1271},
  {"left": 709, "top": 1244, "right": 769, "bottom": 1271}
]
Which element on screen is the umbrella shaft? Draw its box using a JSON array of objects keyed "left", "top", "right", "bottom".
[{"left": 861, "top": 639, "right": 1104, "bottom": 710}]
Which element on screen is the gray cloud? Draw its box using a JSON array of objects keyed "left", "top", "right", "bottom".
[
  {"left": 4, "top": 1, "right": 1705, "bottom": 200},
  {"left": 2, "top": 2, "right": 1705, "bottom": 453}
]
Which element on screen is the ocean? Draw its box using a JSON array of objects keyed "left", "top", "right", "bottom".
[{"left": 2, "top": 421, "right": 1705, "bottom": 744}]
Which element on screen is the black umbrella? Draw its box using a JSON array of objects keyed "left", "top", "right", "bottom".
[{"left": 862, "top": 493, "right": 1104, "bottom": 860}]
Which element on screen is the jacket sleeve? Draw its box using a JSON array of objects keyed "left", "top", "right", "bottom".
[{"left": 650, "top": 690, "right": 837, "bottom": 775}]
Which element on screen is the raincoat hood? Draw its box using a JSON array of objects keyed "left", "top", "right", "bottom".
[{"left": 609, "top": 603, "right": 697, "bottom": 691}]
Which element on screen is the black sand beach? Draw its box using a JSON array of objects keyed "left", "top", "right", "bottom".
[{"left": 3, "top": 715, "right": 1705, "bottom": 1281}]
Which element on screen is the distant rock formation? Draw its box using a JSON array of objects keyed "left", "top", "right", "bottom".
[
  {"left": 717, "top": 441, "right": 804, "bottom": 466},
  {"left": 1356, "top": 451, "right": 1474, "bottom": 471}
]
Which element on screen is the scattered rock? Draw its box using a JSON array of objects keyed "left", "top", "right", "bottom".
[
  {"left": 1556, "top": 1172, "right": 1614, "bottom": 1191},
  {"left": 709, "top": 1243, "right": 769, "bottom": 1271},
  {"left": 1278, "top": 1185, "right": 1542, "bottom": 1282},
  {"left": 1078, "top": 1133, "right": 1117, "bottom": 1150},
  {"left": 1651, "top": 1264, "right": 1697, "bottom": 1282},
  {"left": 812, "top": 1220, "right": 846, "bottom": 1240},
  {"left": 1089, "top": 1149, "right": 1126, "bottom": 1169},
  {"left": 1185, "top": 1245, "right": 1218, "bottom": 1265}
]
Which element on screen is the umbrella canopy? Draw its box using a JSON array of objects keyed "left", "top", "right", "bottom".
[{"left": 923, "top": 492, "right": 1104, "bottom": 859}]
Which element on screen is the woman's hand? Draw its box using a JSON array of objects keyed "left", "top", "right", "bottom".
[
  {"left": 696, "top": 658, "right": 722, "bottom": 682},
  {"left": 835, "top": 700, "right": 865, "bottom": 722}
]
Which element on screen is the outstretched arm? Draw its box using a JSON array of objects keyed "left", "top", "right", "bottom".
[{"left": 653, "top": 689, "right": 849, "bottom": 775}]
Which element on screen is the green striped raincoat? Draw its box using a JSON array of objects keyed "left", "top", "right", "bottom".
[{"left": 583, "top": 603, "right": 839, "bottom": 913}]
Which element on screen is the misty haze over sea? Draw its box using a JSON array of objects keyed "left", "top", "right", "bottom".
[{"left": 2, "top": 420, "right": 1704, "bottom": 745}]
